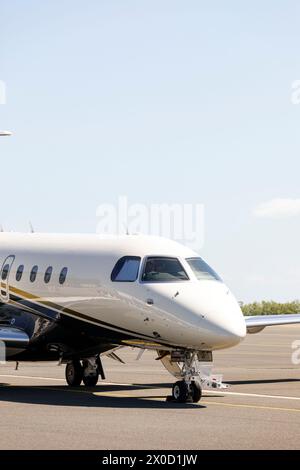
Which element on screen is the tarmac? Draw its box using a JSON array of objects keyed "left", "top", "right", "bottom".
[{"left": 1, "top": 325, "right": 300, "bottom": 450}]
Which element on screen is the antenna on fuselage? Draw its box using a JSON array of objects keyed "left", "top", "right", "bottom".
[
  {"left": 122, "top": 223, "right": 130, "bottom": 235},
  {"left": 29, "top": 221, "right": 35, "bottom": 233}
]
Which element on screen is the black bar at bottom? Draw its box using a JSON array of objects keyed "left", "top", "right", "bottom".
[{"left": 0, "top": 450, "right": 298, "bottom": 465}]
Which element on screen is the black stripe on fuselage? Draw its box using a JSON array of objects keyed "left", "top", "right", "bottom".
[{"left": 10, "top": 294, "right": 59, "bottom": 321}]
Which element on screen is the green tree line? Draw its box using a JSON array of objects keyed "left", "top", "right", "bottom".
[{"left": 240, "top": 300, "right": 300, "bottom": 316}]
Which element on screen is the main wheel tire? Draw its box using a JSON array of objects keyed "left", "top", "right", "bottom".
[
  {"left": 190, "top": 380, "right": 202, "bottom": 403},
  {"left": 172, "top": 381, "right": 190, "bottom": 403},
  {"left": 82, "top": 372, "right": 99, "bottom": 387},
  {"left": 65, "top": 360, "right": 83, "bottom": 387}
]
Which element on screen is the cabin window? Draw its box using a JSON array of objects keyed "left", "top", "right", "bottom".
[
  {"left": 186, "top": 257, "right": 222, "bottom": 282},
  {"left": 44, "top": 266, "right": 53, "bottom": 284},
  {"left": 30, "top": 265, "right": 38, "bottom": 282},
  {"left": 141, "top": 257, "right": 189, "bottom": 282},
  {"left": 59, "top": 267, "right": 68, "bottom": 285},
  {"left": 1, "top": 264, "right": 10, "bottom": 281},
  {"left": 111, "top": 257, "right": 141, "bottom": 282},
  {"left": 16, "top": 265, "right": 24, "bottom": 282}
]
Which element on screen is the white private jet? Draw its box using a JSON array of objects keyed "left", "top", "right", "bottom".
[{"left": 0, "top": 232, "right": 299, "bottom": 403}]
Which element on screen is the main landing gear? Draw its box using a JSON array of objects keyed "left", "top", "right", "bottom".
[{"left": 65, "top": 356, "right": 105, "bottom": 387}]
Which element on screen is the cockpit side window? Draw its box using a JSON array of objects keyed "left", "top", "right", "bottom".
[
  {"left": 186, "top": 257, "right": 222, "bottom": 282},
  {"left": 141, "top": 257, "right": 189, "bottom": 282},
  {"left": 111, "top": 256, "right": 141, "bottom": 282}
]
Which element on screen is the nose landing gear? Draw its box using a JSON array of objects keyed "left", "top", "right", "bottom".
[
  {"left": 169, "top": 351, "right": 202, "bottom": 403},
  {"left": 159, "top": 349, "right": 228, "bottom": 404}
]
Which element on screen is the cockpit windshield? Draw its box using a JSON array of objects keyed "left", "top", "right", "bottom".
[
  {"left": 142, "top": 257, "right": 189, "bottom": 282},
  {"left": 186, "top": 257, "right": 222, "bottom": 282}
]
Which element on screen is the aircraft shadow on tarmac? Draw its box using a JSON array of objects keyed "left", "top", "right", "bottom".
[
  {"left": 0, "top": 382, "right": 207, "bottom": 409},
  {"left": 227, "top": 378, "right": 300, "bottom": 385}
]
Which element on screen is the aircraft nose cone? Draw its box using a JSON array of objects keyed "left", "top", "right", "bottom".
[
  {"left": 222, "top": 311, "right": 247, "bottom": 343},
  {"left": 191, "top": 282, "right": 247, "bottom": 349},
  {"left": 212, "top": 293, "right": 246, "bottom": 347}
]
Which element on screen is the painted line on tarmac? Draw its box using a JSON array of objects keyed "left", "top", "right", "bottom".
[
  {"left": 0, "top": 374, "right": 65, "bottom": 382},
  {"left": 201, "top": 400, "right": 300, "bottom": 413},
  {"left": 0, "top": 374, "right": 156, "bottom": 389},
  {"left": 0, "top": 375, "right": 150, "bottom": 387},
  {"left": 205, "top": 389, "right": 300, "bottom": 401}
]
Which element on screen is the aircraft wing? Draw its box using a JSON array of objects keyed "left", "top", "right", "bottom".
[{"left": 245, "top": 314, "right": 300, "bottom": 334}]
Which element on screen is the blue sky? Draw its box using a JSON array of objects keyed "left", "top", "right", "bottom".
[{"left": 1, "top": 0, "right": 300, "bottom": 302}]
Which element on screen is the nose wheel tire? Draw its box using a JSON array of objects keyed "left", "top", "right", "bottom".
[
  {"left": 190, "top": 380, "right": 202, "bottom": 403},
  {"left": 83, "top": 372, "right": 99, "bottom": 387},
  {"left": 172, "top": 381, "right": 190, "bottom": 403},
  {"left": 172, "top": 380, "right": 202, "bottom": 403},
  {"left": 65, "top": 360, "right": 83, "bottom": 387}
]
